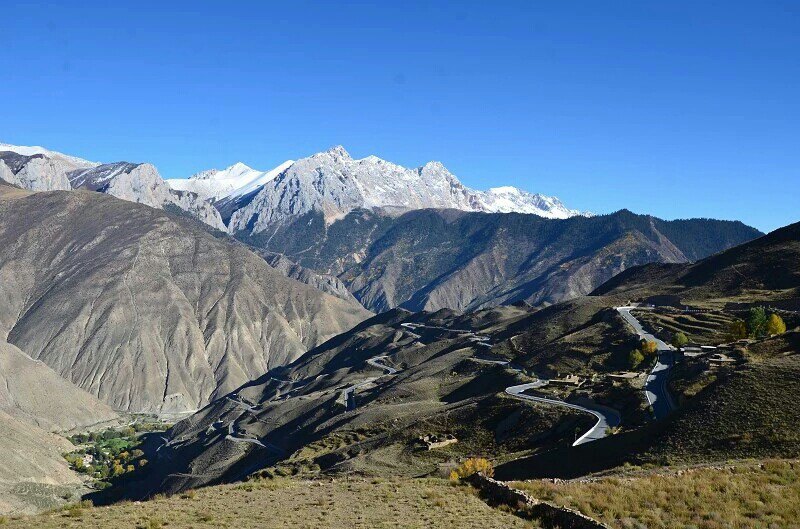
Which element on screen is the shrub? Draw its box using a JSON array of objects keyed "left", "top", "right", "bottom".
[
  {"left": 641, "top": 340, "right": 658, "bottom": 355},
  {"left": 449, "top": 457, "right": 494, "bottom": 481},
  {"left": 728, "top": 319, "right": 747, "bottom": 340},
  {"left": 629, "top": 349, "right": 645, "bottom": 368},
  {"left": 766, "top": 313, "right": 786, "bottom": 335},
  {"left": 671, "top": 332, "right": 689, "bottom": 349}
]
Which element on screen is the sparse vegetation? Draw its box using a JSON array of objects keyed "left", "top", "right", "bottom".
[
  {"left": 729, "top": 319, "right": 748, "bottom": 340},
  {"left": 513, "top": 460, "right": 800, "bottom": 529},
  {"left": 3, "top": 478, "right": 528, "bottom": 528}
]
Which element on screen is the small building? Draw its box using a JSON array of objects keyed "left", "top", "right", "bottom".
[
  {"left": 549, "top": 374, "right": 584, "bottom": 387},
  {"left": 81, "top": 454, "right": 94, "bottom": 467},
  {"left": 417, "top": 434, "right": 458, "bottom": 450}
]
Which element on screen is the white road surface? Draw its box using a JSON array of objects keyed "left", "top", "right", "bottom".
[{"left": 616, "top": 306, "right": 677, "bottom": 419}]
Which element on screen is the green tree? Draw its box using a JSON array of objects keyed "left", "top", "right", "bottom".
[
  {"left": 748, "top": 307, "right": 768, "bottom": 338},
  {"left": 728, "top": 319, "right": 747, "bottom": 340},
  {"left": 629, "top": 349, "right": 645, "bottom": 368},
  {"left": 766, "top": 313, "right": 787, "bottom": 335},
  {"left": 671, "top": 332, "right": 689, "bottom": 349}
]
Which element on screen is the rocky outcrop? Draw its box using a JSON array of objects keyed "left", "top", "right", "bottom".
[
  {"left": 0, "top": 184, "right": 371, "bottom": 413},
  {"left": 464, "top": 473, "right": 611, "bottom": 529},
  {"left": 68, "top": 162, "right": 227, "bottom": 231},
  {"left": 0, "top": 144, "right": 226, "bottom": 230},
  {"left": 0, "top": 152, "right": 73, "bottom": 191}
]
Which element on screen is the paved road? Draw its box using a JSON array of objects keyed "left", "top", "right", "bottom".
[
  {"left": 505, "top": 381, "right": 622, "bottom": 446},
  {"left": 407, "top": 322, "right": 621, "bottom": 446},
  {"left": 340, "top": 354, "right": 400, "bottom": 410},
  {"left": 616, "top": 306, "right": 677, "bottom": 419}
]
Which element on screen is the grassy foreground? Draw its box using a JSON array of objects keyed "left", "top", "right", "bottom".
[
  {"left": 513, "top": 459, "right": 800, "bottom": 529},
  {"left": 0, "top": 478, "right": 530, "bottom": 529}
]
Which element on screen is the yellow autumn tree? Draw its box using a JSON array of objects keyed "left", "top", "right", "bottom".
[
  {"left": 767, "top": 313, "right": 787, "bottom": 335},
  {"left": 449, "top": 458, "right": 494, "bottom": 481},
  {"left": 641, "top": 340, "right": 658, "bottom": 355}
]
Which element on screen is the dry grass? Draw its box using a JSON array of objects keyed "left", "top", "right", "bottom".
[
  {"left": 3, "top": 478, "right": 531, "bottom": 529},
  {"left": 513, "top": 459, "right": 800, "bottom": 529}
]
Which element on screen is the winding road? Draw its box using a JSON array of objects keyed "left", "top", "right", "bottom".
[
  {"left": 340, "top": 354, "right": 400, "bottom": 410},
  {"left": 616, "top": 306, "right": 677, "bottom": 419},
  {"left": 406, "top": 322, "right": 622, "bottom": 446},
  {"left": 505, "top": 382, "right": 622, "bottom": 446}
]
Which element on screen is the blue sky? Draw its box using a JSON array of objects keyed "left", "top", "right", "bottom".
[{"left": 1, "top": 1, "right": 797, "bottom": 232}]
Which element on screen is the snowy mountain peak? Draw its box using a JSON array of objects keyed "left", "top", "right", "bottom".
[
  {"left": 224, "top": 146, "right": 588, "bottom": 234},
  {"left": 167, "top": 159, "right": 294, "bottom": 201},
  {"left": 0, "top": 142, "right": 98, "bottom": 169},
  {"left": 323, "top": 145, "right": 351, "bottom": 159}
]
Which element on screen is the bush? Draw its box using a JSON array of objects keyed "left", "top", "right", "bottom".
[
  {"left": 767, "top": 313, "right": 787, "bottom": 335},
  {"left": 671, "top": 332, "right": 689, "bottom": 349},
  {"left": 728, "top": 319, "right": 748, "bottom": 341},
  {"left": 641, "top": 340, "right": 658, "bottom": 355},
  {"left": 449, "top": 457, "right": 494, "bottom": 481},
  {"left": 629, "top": 349, "right": 645, "bottom": 368}
]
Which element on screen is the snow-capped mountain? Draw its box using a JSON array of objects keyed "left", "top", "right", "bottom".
[
  {"left": 0, "top": 143, "right": 225, "bottom": 230},
  {"left": 166, "top": 160, "right": 294, "bottom": 201},
  {"left": 476, "top": 186, "right": 584, "bottom": 218},
  {"left": 0, "top": 143, "right": 97, "bottom": 192},
  {"left": 219, "top": 146, "right": 586, "bottom": 235},
  {"left": 0, "top": 142, "right": 98, "bottom": 170}
]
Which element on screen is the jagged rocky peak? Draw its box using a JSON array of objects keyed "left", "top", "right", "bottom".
[
  {"left": 1, "top": 141, "right": 226, "bottom": 230},
  {"left": 224, "top": 146, "right": 588, "bottom": 235}
]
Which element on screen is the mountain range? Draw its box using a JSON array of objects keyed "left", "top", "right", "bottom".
[{"left": 0, "top": 142, "right": 762, "bottom": 313}]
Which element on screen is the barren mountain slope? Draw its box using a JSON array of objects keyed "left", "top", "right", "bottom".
[
  {"left": 99, "top": 306, "right": 584, "bottom": 498},
  {"left": 0, "top": 185, "right": 370, "bottom": 414},
  {"left": 241, "top": 208, "right": 761, "bottom": 312},
  {"left": 0, "top": 410, "right": 86, "bottom": 515},
  {"left": 592, "top": 220, "right": 800, "bottom": 305},
  {"left": 0, "top": 341, "right": 118, "bottom": 432}
]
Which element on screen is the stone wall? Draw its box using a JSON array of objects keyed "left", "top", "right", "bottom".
[{"left": 465, "top": 473, "right": 611, "bottom": 529}]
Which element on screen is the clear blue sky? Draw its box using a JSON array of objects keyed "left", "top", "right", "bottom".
[{"left": 1, "top": 1, "right": 797, "bottom": 232}]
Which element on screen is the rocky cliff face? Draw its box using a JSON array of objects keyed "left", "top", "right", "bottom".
[
  {"left": 68, "top": 162, "right": 227, "bottom": 231},
  {"left": 0, "top": 184, "right": 370, "bottom": 413},
  {"left": 0, "top": 152, "right": 74, "bottom": 191}
]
